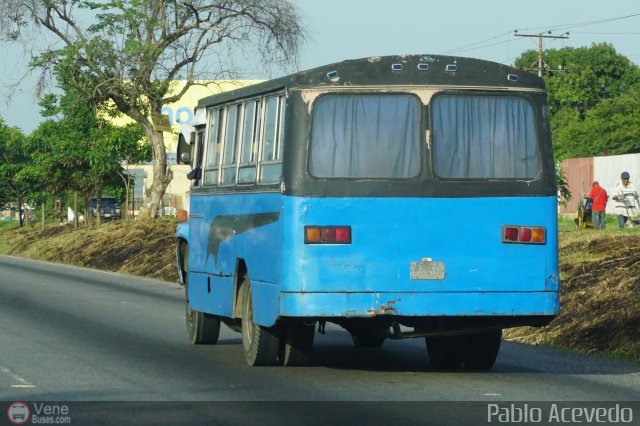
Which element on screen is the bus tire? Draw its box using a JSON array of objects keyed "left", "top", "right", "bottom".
[
  {"left": 426, "top": 335, "right": 464, "bottom": 370},
  {"left": 351, "top": 333, "right": 386, "bottom": 348},
  {"left": 280, "top": 321, "right": 315, "bottom": 366},
  {"left": 241, "top": 281, "right": 280, "bottom": 366},
  {"left": 187, "top": 308, "right": 221, "bottom": 345},
  {"left": 463, "top": 329, "right": 502, "bottom": 370},
  {"left": 184, "top": 247, "right": 220, "bottom": 345}
]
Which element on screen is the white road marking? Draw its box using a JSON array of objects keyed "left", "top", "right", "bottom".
[{"left": 1, "top": 366, "right": 36, "bottom": 388}]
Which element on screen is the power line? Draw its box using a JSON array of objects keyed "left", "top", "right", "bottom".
[
  {"left": 440, "top": 12, "right": 640, "bottom": 59},
  {"left": 439, "top": 36, "right": 526, "bottom": 56},
  {"left": 514, "top": 32, "right": 570, "bottom": 76},
  {"left": 571, "top": 31, "right": 640, "bottom": 35},
  {"left": 518, "top": 12, "right": 640, "bottom": 33},
  {"left": 438, "top": 30, "right": 515, "bottom": 55}
]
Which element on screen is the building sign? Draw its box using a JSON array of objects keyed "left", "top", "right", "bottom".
[{"left": 151, "top": 113, "right": 173, "bottom": 132}]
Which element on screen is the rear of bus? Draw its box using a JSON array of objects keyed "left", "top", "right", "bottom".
[{"left": 278, "top": 57, "right": 559, "bottom": 342}]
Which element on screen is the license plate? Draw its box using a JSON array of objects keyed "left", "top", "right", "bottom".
[
  {"left": 410, "top": 261, "right": 445, "bottom": 280},
  {"left": 104, "top": 213, "right": 111, "bottom": 217}
]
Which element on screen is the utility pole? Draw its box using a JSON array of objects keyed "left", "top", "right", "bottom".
[{"left": 514, "top": 31, "right": 569, "bottom": 76}]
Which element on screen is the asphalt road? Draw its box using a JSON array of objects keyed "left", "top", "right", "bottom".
[{"left": 1, "top": 255, "right": 639, "bottom": 425}]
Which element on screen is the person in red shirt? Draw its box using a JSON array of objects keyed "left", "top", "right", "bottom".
[{"left": 588, "top": 181, "right": 609, "bottom": 230}]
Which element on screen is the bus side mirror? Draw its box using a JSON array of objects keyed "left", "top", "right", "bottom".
[{"left": 176, "top": 133, "right": 193, "bottom": 165}]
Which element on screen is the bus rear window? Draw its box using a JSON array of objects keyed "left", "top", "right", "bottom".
[
  {"left": 432, "top": 95, "right": 539, "bottom": 179},
  {"left": 310, "top": 94, "right": 420, "bottom": 178}
]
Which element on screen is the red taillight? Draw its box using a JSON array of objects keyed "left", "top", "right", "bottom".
[
  {"left": 305, "top": 226, "right": 351, "bottom": 244},
  {"left": 504, "top": 226, "right": 519, "bottom": 241},
  {"left": 335, "top": 227, "right": 351, "bottom": 243},
  {"left": 320, "top": 227, "right": 335, "bottom": 242},
  {"left": 502, "top": 225, "right": 546, "bottom": 244},
  {"left": 518, "top": 227, "right": 532, "bottom": 242}
]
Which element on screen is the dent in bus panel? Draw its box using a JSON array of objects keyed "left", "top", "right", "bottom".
[{"left": 206, "top": 212, "right": 281, "bottom": 265}]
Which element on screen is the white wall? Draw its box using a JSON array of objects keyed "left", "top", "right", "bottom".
[{"left": 593, "top": 153, "right": 640, "bottom": 214}]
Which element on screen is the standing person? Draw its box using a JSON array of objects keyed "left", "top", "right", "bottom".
[
  {"left": 612, "top": 171, "right": 640, "bottom": 229},
  {"left": 587, "top": 181, "right": 608, "bottom": 230}
]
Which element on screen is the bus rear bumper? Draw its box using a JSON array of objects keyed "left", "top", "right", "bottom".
[{"left": 279, "top": 291, "right": 559, "bottom": 318}]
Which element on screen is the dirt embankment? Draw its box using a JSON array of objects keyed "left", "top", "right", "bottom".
[
  {"left": 504, "top": 233, "right": 640, "bottom": 360},
  {"left": 2, "top": 220, "right": 178, "bottom": 282}
]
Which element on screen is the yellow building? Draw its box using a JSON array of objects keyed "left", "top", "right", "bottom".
[{"left": 119, "top": 80, "right": 261, "bottom": 215}]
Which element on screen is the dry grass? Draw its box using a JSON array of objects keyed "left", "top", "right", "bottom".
[
  {"left": 505, "top": 230, "right": 640, "bottom": 362},
  {"left": 1, "top": 220, "right": 178, "bottom": 282}
]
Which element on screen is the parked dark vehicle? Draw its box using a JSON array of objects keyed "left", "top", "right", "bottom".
[{"left": 91, "top": 196, "right": 122, "bottom": 220}]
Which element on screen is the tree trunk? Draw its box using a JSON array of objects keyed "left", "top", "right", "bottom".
[
  {"left": 138, "top": 125, "right": 172, "bottom": 219},
  {"left": 74, "top": 192, "right": 79, "bottom": 229},
  {"left": 95, "top": 188, "right": 102, "bottom": 226},
  {"left": 117, "top": 170, "right": 130, "bottom": 222},
  {"left": 18, "top": 195, "right": 24, "bottom": 227},
  {"left": 84, "top": 195, "right": 92, "bottom": 226},
  {"left": 125, "top": 173, "right": 131, "bottom": 221},
  {"left": 41, "top": 201, "right": 45, "bottom": 231}
]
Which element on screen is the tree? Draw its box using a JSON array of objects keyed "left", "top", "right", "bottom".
[
  {"left": 0, "top": 0, "right": 304, "bottom": 218},
  {"left": 515, "top": 43, "right": 640, "bottom": 159},
  {"left": 0, "top": 119, "right": 32, "bottom": 226},
  {"left": 28, "top": 86, "right": 148, "bottom": 225}
]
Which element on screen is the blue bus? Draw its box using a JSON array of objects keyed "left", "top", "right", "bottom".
[{"left": 175, "top": 55, "right": 559, "bottom": 369}]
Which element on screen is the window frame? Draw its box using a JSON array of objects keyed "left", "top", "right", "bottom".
[
  {"left": 203, "top": 108, "right": 225, "bottom": 186},
  {"left": 237, "top": 98, "right": 261, "bottom": 186},
  {"left": 429, "top": 91, "right": 541, "bottom": 181},
  {"left": 220, "top": 103, "right": 242, "bottom": 187},
  {"left": 307, "top": 92, "right": 423, "bottom": 180},
  {"left": 201, "top": 92, "right": 286, "bottom": 188},
  {"left": 257, "top": 93, "right": 285, "bottom": 185}
]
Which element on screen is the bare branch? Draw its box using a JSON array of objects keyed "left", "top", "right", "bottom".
[{"left": 0, "top": 0, "right": 305, "bottom": 218}]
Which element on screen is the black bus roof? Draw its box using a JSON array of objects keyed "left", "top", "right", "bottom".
[{"left": 197, "top": 54, "right": 545, "bottom": 108}]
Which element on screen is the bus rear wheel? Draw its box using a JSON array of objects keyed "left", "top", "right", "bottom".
[
  {"left": 241, "top": 281, "right": 280, "bottom": 366},
  {"left": 280, "top": 321, "right": 315, "bottom": 366},
  {"left": 351, "top": 332, "right": 386, "bottom": 348},
  {"left": 184, "top": 246, "right": 220, "bottom": 345},
  {"left": 463, "top": 329, "right": 502, "bottom": 370},
  {"left": 426, "top": 335, "right": 465, "bottom": 370}
]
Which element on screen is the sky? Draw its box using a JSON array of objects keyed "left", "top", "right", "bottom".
[{"left": 1, "top": 0, "right": 639, "bottom": 134}]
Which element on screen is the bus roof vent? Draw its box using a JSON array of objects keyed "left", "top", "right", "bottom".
[
  {"left": 507, "top": 73, "right": 519, "bottom": 82},
  {"left": 445, "top": 64, "right": 457, "bottom": 73},
  {"left": 326, "top": 70, "right": 340, "bottom": 82},
  {"left": 391, "top": 63, "right": 403, "bottom": 71},
  {"left": 417, "top": 63, "right": 429, "bottom": 71}
]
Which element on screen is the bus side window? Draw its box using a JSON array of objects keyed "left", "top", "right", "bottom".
[
  {"left": 259, "top": 95, "right": 284, "bottom": 183},
  {"left": 204, "top": 108, "right": 223, "bottom": 185},
  {"left": 189, "top": 130, "right": 205, "bottom": 186},
  {"left": 221, "top": 104, "right": 240, "bottom": 186},
  {"left": 238, "top": 100, "right": 260, "bottom": 184}
]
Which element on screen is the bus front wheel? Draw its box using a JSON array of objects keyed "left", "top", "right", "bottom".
[{"left": 241, "top": 281, "right": 280, "bottom": 366}]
